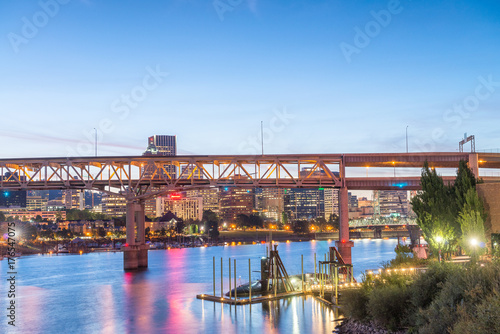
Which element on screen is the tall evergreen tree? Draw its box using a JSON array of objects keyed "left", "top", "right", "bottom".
[
  {"left": 452, "top": 160, "right": 477, "bottom": 217},
  {"left": 411, "top": 161, "right": 457, "bottom": 252},
  {"left": 458, "top": 189, "right": 486, "bottom": 253}
]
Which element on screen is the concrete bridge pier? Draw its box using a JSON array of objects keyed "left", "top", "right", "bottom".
[
  {"left": 123, "top": 200, "right": 148, "bottom": 270},
  {"left": 336, "top": 186, "right": 354, "bottom": 264}
]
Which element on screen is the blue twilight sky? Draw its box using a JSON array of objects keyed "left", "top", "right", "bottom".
[{"left": 0, "top": 0, "right": 500, "bottom": 158}]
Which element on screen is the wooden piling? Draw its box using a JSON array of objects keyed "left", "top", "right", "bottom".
[
  {"left": 249, "top": 258, "right": 252, "bottom": 303},
  {"left": 234, "top": 259, "right": 237, "bottom": 301},
  {"left": 229, "top": 258, "right": 232, "bottom": 299},
  {"left": 314, "top": 253, "right": 317, "bottom": 280},
  {"left": 301, "top": 254, "right": 304, "bottom": 292}
]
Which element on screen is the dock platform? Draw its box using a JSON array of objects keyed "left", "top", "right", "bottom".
[{"left": 196, "top": 291, "right": 306, "bottom": 305}]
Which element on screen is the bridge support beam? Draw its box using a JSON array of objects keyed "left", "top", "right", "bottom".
[
  {"left": 124, "top": 200, "right": 148, "bottom": 270},
  {"left": 468, "top": 153, "right": 479, "bottom": 178},
  {"left": 336, "top": 186, "right": 354, "bottom": 264}
]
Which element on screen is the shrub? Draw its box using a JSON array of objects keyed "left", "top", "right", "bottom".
[
  {"left": 451, "top": 292, "right": 500, "bottom": 334},
  {"left": 410, "top": 263, "right": 458, "bottom": 313},
  {"left": 417, "top": 261, "right": 500, "bottom": 334},
  {"left": 367, "top": 283, "right": 410, "bottom": 331},
  {"left": 340, "top": 287, "right": 370, "bottom": 321}
]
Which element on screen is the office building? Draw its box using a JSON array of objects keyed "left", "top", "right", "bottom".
[
  {"left": 156, "top": 194, "right": 203, "bottom": 221},
  {"left": 373, "top": 190, "right": 409, "bottom": 217},
  {"left": 219, "top": 187, "right": 254, "bottom": 223},
  {"left": 324, "top": 188, "right": 339, "bottom": 220},
  {"left": 102, "top": 193, "right": 127, "bottom": 217},
  {"left": 284, "top": 188, "right": 324, "bottom": 220},
  {"left": 27, "top": 195, "right": 48, "bottom": 211},
  {"left": 143, "top": 135, "right": 177, "bottom": 215},
  {"left": 64, "top": 189, "right": 84, "bottom": 210},
  {"left": 255, "top": 188, "right": 285, "bottom": 222},
  {"left": 348, "top": 192, "right": 358, "bottom": 211},
  {"left": 0, "top": 190, "right": 27, "bottom": 208},
  {"left": 186, "top": 188, "right": 219, "bottom": 213}
]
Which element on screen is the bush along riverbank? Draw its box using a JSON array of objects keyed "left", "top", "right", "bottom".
[{"left": 339, "top": 260, "right": 500, "bottom": 334}]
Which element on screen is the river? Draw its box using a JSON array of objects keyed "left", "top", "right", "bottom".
[{"left": 1, "top": 239, "right": 398, "bottom": 334}]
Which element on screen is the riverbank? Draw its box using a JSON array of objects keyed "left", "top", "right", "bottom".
[
  {"left": 0, "top": 229, "right": 411, "bottom": 256},
  {"left": 336, "top": 319, "right": 407, "bottom": 334},
  {"left": 339, "top": 260, "right": 500, "bottom": 333}
]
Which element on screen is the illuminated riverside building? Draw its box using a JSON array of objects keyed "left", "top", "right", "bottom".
[
  {"left": 156, "top": 194, "right": 203, "bottom": 221},
  {"left": 143, "top": 135, "right": 177, "bottom": 216},
  {"left": 284, "top": 188, "right": 324, "bottom": 220},
  {"left": 63, "top": 189, "right": 84, "bottom": 210},
  {"left": 324, "top": 188, "right": 339, "bottom": 219},
  {"left": 0, "top": 208, "right": 66, "bottom": 221},
  {"left": 373, "top": 190, "right": 409, "bottom": 217},
  {"left": 0, "top": 190, "right": 27, "bottom": 208},
  {"left": 102, "top": 193, "right": 127, "bottom": 217},
  {"left": 219, "top": 187, "right": 254, "bottom": 223},
  {"left": 185, "top": 188, "right": 219, "bottom": 213},
  {"left": 255, "top": 188, "right": 285, "bottom": 222},
  {"left": 26, "top": 195, "right": 49, "bottom": 211}
]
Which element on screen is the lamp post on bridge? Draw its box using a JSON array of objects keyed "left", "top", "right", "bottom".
[
  {"left": 94, "top": 128, "right": 98, "bottom": 157},
  {"left": 406, "top": 125, "right": 409, "bottom": 153}
]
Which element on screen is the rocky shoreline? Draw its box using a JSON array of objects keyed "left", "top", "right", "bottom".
[{"left": 335, "top": 319, "right": 407, "bottom": 334}]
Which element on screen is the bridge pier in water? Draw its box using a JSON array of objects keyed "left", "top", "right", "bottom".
[
  {"left": 336, "top": 186, "right": 354, "bottom": 264},
  {"left": 124, "top": 200, "right": 148, "bottom": 270}
]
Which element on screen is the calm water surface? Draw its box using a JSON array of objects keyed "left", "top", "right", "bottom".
[{"left": 1, "top": 239, "right": 397, "bottom": 334}]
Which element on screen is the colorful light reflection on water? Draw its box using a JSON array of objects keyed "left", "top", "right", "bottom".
[{"left": 0, "top": 239, "right": 397, "bottom": 333}]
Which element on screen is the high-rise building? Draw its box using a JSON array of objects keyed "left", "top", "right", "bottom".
[
  {"left": 147, "top": 135, "right": 176, "bottom": 156},
  {"left": 142, "top": 135, "right": 177, "bottom": 177},
  {"left": 357, "top": 197, "right": 374, "bottom": 218},
  {"left": 186, "top": 188, "right": 219, "bottom": 213},
  {"left": 64, "top": 189, "right": 84, "bottom": 210},
  {"left": 324, "top": 188, "right": 339, "bottom": 220},
  {"left": 156, "top": 194, "right": 203, "bottom": 221},
  {"left": 84, "top": 190, "right": 102, "bottom": 209},
  {"left": 143, "top": 135, "right": 178, "bottom": 216},
  {"left": 102, "top": 193, "right": 127, "bottom": 217},
  {"left": 284, "top": 188, "right": 324, "bottom": 220},
  {"left": 0, "top": 190, "right": 27, "bottom": 208},
  {"left": 219, "top": 187, "right": 254, "bottom": 223},
  {"left": 373, "top": 190, "right": 409, "bottom": 217},
  {"left": 26, "top": 195, "right": 49, "bottom": 211},
  {"left": 348, "top": 192, "right": 358, "bottom": 211},
  {"left": 180, "top": 165, "right": 203, "bottom": 179},
  {"left": 255, "top": 188, "right": 285, "bottom": 222}
]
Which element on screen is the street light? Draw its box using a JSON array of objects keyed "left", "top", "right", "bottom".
[
  {"left": 406, "top": 125, "right": 409, "bottom": 153},
  {"left": 470, "top": 238, "right": 479, "bottom": 261},
  {"left": 94, "top": 128, "right": 98, "bottom": 157},
  {"left": 435, "top": 236, "right": 443, "bottom": 262}
]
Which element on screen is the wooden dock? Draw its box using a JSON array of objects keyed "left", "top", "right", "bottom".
[{"left": 196, "top": 291, "right": 306, "bottom": 305}]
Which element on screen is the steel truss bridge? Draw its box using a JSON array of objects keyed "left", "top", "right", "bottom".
[{"left": 1, "top": 152, "right": 499, "bottom": 269}]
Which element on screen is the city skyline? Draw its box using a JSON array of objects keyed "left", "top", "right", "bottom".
[{"left": 1, "top": 0, "right": 499, "bottom": 158}]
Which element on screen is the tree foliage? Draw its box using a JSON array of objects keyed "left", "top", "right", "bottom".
[
  {"left": 411, "top": 160, "right": 486, "bottom": 256},
  {"left": 65, "top": 209, "right": 108, "bottom": 221},
  {"left": 202, "top": 210, "right": 219, "bottom": 239},
  {"left": 411, "top": 161, "right": 457, "bottom": 252},
  {"left": 202, "top": 210, "right": 218, "bottom": 223},
  {"left": 292, "top": 220, "right": 309, "bottom": 234}
]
